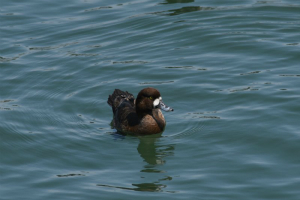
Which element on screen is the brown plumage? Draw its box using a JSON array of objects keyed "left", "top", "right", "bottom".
[{"left": 107, "top": 87, "right": 173, "bottom": 135}]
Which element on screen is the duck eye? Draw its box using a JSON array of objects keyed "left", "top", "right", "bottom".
[{"left": 149, "top": 96, "right": 153, "bottom": 100}]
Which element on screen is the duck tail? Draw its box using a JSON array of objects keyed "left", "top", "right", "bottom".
[
  {"left": 107, "top": 89, "right": 123, "bottom": 107},
  {"left": 107, "top": 89, "right": 134, "bottom": 114}
]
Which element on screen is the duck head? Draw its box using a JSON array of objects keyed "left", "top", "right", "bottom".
[{"left": 136, "top": 87, "right": 174, "bottom": 114}]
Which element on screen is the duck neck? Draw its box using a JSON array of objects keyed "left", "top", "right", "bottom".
[{"left": 136, "top": 107, "right": 151, "bottom": 118}]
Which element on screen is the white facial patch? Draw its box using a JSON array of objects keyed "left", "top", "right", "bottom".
[{"left": 153, "top": 98, "right": 160, "bottom": 107}]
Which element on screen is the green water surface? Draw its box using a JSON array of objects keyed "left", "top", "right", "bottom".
[{"left": 1, "top": 0, "right": 300, "bottom": 199}]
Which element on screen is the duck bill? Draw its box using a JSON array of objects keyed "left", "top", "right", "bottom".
[{"left": 159, "top": 100, "right": 174, "bottom": 112}]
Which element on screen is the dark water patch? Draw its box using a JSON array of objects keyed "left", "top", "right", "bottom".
[
  {"left": 0, "top": 52, "right": 28, "bottom": 63},
  {"left": 240, "top": 71, "right": 262, "bottom": 75},
  {"left": 165, "top": 66, "right": 207, "bottom": 70},
  {"left": 286, "top": 43, "right": 299, "bottom": 46},
  {"left": 0, "top": 99, "right": 18, "bottom": 111},
  {"left": 0, "top": 107, "right": 12, "bottom": 111},
  {"left": 215, "top": 86, "right": 261, "bottom": 93},
  {"left": 140, "top": 81, "right": 174, "bottom": 85},
  {"left": 84, "top": 6, "right": 113, "bottom": 12},
  {"left": 165, "top": 66, "right": 193, "bottom": 69},
  {"left": 57, "top": 173, "right": 87, "bottom": 178},
  {"left": 0, "top": 99, "right": 14, "bottom": 103},
  {"left": 279, "top": 74, "right": 300, "bottom": 77},
  {"left": 68, "top": 53, "right": 100, "bottom": 57},
  {"left": 29, "top": 42, "right": 79, "bottom": 51},
  {"left": 185, "top": 112, "right": 221, "bottom": 119},
  {"left": 112, "top": 60, "right": 149, "bottom": 64},
  {"left": 229, "top": 86, "right": 259, "bottom": 93}
]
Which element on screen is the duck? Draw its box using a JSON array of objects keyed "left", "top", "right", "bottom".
[{"left": 107, "top": 87, "right": 173, "bottom": 135}]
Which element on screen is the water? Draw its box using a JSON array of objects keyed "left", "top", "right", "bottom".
[{"left": 1, "top": 0, "right": 300, "bottom": 199}]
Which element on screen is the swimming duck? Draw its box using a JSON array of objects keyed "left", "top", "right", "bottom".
[{"left": 107, "top": 87, "right": 173, "bottom": 135}]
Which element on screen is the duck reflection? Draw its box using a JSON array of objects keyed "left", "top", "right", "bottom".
[
  {"left": 152, "top": 4, "right": 215, "bottom": 16},
  {"left": 98, "top": 134, "right": 175, "bottom": 192},
  {"left": 168, "top": 6, "right": 214, "bottom": 16},
  {"left": 134, "top": 136, "right": 175, "bottom": 192},
  {"left": 161, "top": 0, "right": 194, "bottom": 4},
  {"left": 137, "top": 136, "right": 174, "bottom": 167}
]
